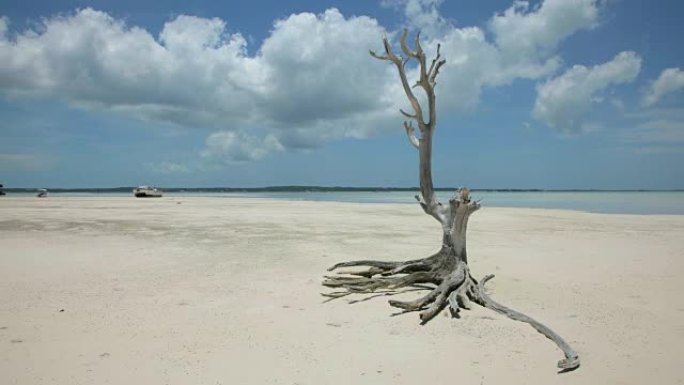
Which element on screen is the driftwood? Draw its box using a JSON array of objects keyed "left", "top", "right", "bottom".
[{"left": 322, "top": 30, "right": 579, "bottom": 371}]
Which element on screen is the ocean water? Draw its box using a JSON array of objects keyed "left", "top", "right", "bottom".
[
  {"left": 7, "top": 190, "right": 683, "bottom": 215},
  {"left": 224, "top": 191, "right": 684, "bottom": 215}
]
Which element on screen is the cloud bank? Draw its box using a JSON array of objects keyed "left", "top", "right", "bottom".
[
  {"left": 0, "top": 0, "right": 605, "bottom": 164},
  {"left": 533, "top": 51, "right": 642, "bottom": 133},
  {"left": 641, "top": 68, "right": 684, "bottom": 107}
]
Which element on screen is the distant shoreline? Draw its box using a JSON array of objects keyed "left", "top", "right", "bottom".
[
  {"left": 3, "top": 186, "right": 683, "bottom": 193},
  {"left": 2, "top": 189, "right": 683, "bottom": 215}
]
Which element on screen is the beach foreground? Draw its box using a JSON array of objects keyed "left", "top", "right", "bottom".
[{"left": 1, "top": 197, "right": 683, "bottom": 385}]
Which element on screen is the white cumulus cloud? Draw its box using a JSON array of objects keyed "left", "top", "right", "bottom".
[
  {"left": 383, "top": 0, "right": 451, "bottom": 38},
  {"left": 0, "top": 8, "right": 395, "bottom": 161},
  {"left": 413, "top": 0, "right": 601, "bottom": 111},
  {"left": 641, "top": 67, "right": 684, "bottom": 107},
  {"left": 0, "top": 0, "right": 610, "bottom": 164},
  {"left": 533, "top": 51, "right": 642, "bottom": 133},
  {"left": 490, "top": 0, "right": 599, "bottom": 60}
]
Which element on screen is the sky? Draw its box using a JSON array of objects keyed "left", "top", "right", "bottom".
[{"left": 0, "top": 0, "right": 683, "bottom": 189}]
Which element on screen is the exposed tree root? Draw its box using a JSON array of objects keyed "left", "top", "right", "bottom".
[
  {"left": 322, "top": 253, "right": 580, "bottom": 371},
  {"left": 475, "top": 275, "right": 580, "bottom": 371}
]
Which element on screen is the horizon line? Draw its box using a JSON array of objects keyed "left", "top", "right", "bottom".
[{"left": 2, "top": 185, "right": 683, "bottom": 193}]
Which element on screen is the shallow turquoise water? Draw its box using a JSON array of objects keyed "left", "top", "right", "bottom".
[
  {"left": 7, "top": 190, "right": 680, "bottom": 215},
  {"left": 223, "top": 191, "right": 684, "bottom": 215}
]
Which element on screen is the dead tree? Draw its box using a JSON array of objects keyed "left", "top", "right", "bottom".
[{"left": 322, "top": 30, "right": 580, "bottom": 371}]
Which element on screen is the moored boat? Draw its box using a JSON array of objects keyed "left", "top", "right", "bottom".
[{"left": 133, "top": 186, "right": 162, "bottom": 198}]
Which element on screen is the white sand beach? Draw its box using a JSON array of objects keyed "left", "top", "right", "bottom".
[{"left": 1, "top": 196, "right": 683, "bottom": 385}]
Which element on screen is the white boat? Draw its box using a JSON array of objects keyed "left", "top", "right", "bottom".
[
  {"left": 36, "top": 188, "right": 48, "bottom": 198},
  {"left": 133, "top": 186, "right": 162, "bottom": 198}
]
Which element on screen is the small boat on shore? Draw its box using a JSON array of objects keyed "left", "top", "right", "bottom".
[
  {"left": 36, "top": 188, "right": 48, "bottom": 198},
  {"left": 133, "top": 186, "right": 162, "bottom": 198}
]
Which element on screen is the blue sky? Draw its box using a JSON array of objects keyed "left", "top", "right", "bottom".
[{"left": 0, "top": 0, "right": 683, "bottom": 189}]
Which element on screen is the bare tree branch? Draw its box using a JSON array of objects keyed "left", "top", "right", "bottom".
[
  {"left": 400, "top": 30, "right": 419, "bottom": 59},
  {"left": 370, "top": 31, "right": 425, "bottom": 128},
  {"left": 427, "top": 43, "right": 441, "bottom": 80},
  {"left": 426, "top": 43, "right": 447, "bottom": 85},
  {"left": 404, "top": 121, "right": 420, "bottom": 149},
  {"left": 395, "top": 31, "right": 443, "bottom": 221},
  {"left": 369, "top": 49, "right": 389, "bottom": 61},
  {"left": 429, "top": 59, "right": 446, "bottom": 85},
  {"left": 399, "top": 109, "right": 416, "bottom": 119}
]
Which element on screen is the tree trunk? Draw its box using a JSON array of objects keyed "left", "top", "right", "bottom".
[{"left": 322, "top": 30, "right": 580, "bottom": 371}]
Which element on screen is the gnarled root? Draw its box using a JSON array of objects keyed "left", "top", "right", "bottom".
[
  {"left": 322, "top": 271, "right": 438, "bottom": 292},
  {"left": 474, "top": 275, "right": 580, "bottom": 371},
  {"left": 326, "top": 253, "right": 437, "bottom": 277},
  {"left": 324, "top": 254, "right": 479, "bottom": 322},
  {"left": 387, "top": 262, "right": 477, "bottom": 323},
  {"left": 323, "top": 256, "right": 580, "bottom": 371}
]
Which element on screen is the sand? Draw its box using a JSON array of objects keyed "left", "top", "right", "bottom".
[{"left": 1, "top": 196, "right": 683, "bottom": 385}]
